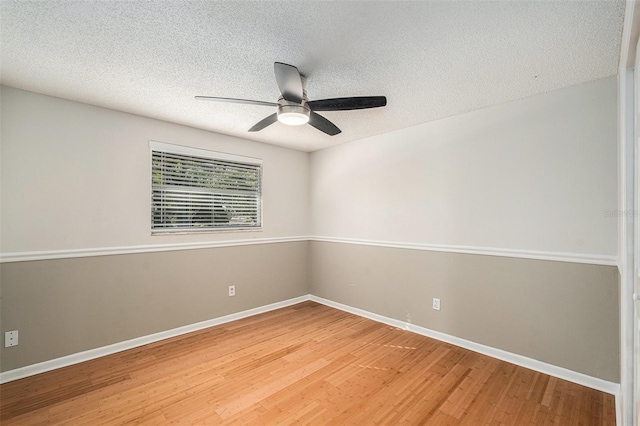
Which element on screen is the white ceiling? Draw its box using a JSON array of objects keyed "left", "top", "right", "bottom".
[{"left": 0, "top": 1, "right": 626, "bottom": 152}]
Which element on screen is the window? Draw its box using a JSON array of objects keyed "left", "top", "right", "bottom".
[{"left": 150, "top": 141, "right": 262, "bottom": 233}]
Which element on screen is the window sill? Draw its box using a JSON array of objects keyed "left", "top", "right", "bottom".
[{"left": 151, "top": 227, "right": 263, "bottom": 236}]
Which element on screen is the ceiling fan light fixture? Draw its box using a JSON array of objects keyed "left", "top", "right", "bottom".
[
  {"left": 278, "top": 111, "right": 309, "bottom": 126},
  {"left": 277, "top": 102, "right": 310, "bottom": 126}
]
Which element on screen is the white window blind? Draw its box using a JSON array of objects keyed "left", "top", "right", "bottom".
[{"left": 151, "top": 142, "right": 262, "bottom": 233}]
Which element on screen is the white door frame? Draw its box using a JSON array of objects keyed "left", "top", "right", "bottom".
[
  {"left": 619, "top": 64, "right": 635, "bottom": 426},
  {"left": 619, "top": 3, "right": 639, "bottom": 424}
]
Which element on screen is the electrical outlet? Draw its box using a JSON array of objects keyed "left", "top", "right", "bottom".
[
  {"left": 5, "top": 330, "right": 18, "bottom": 347},
  {"left": 432, "top": 298, "right": 441, "bottom": 311},
  {"left": 228, "top": 285, "right": 236, "bottom": 297}
]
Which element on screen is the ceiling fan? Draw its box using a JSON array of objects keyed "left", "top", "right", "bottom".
[{"left": 195, "top": 62, "right": 387, "bottom": 136}]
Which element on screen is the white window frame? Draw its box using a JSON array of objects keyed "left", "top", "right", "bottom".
[{"left": 150, "top": 141, "right": 263, "bottom": 234}]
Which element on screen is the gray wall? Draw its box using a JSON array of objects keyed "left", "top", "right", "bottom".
[
  {"left": 310, "top": 241, "right": 619, "bottom": 382},
  {"left": 308, "top": 77, "right": 620, "bottom": 383},
  {"left": 0, "top": 87, "right": 311, "bottom": 373},
  {"left": 1, "top": 242, "right": 308, "bottom": 371}
]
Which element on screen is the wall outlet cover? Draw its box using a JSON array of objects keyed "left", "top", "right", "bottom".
[
  {"left": 5, "top": 330, "right": 18, "bottom": 347},
  {"left": 432, "top": 298, "right": 441, "bottom": 311}
]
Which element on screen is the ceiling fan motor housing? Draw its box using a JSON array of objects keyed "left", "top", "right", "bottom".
[{"left": 277, "top": 97, "right": 310, "bottom": 126}]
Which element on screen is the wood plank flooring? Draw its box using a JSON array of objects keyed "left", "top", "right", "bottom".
[{"left": 0, "top": 301, "right": 615, "bottom": 424}]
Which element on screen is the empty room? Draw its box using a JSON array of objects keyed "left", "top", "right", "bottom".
[{"left": 1, "top": 1, "right": 639, "bottom": 425}]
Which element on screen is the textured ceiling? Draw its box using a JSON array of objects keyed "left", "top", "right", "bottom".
[{"left": 0, "top": 1, "right": 626, "bottom": 152}]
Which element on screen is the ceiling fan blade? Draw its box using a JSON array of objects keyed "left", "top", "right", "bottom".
[
  {"left": 248, "top": 113, "right": 278, "bottom": 132},
  {"left": 308, "top": 96, "right": 387, "bottom": 111},
  {"left": 274, "top": 62, "right": 304, "bottom": 104},
  {"left": 309, "top": 112, "right": 341, "bottom": 136},
  {"left": 195, "top": 96, "right": 277, "bottom": 107}
]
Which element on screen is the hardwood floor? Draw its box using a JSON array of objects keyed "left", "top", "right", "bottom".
[{"left": 0, "top": 301, "right": 615, "bottom": 425}]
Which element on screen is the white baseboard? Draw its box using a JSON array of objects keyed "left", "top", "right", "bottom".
[
  {"left": 1, "top": 293, "right": 621, "bottom": 402},
  {"left": 0, "top": 295, "right": 310, "bottom": 384},
  {"left": 309, "top": 295, "right": 621, "bottom": 396}
]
